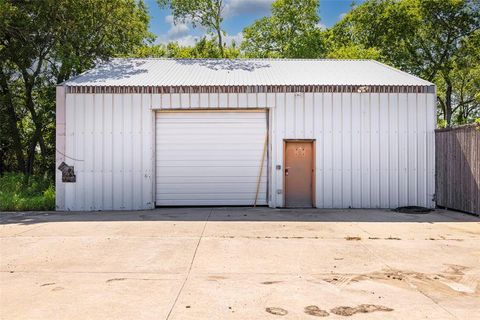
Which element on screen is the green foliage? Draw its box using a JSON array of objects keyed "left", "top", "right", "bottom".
[
  {"left": 0, "top": 0, "right": 152, "bottom": 175},
  {"left": 130, "top": 45, "right": 168, "bottom": 58},
  {"left": 0, "top": 173, "right": 55, "bottom": 211},
  {"left": 437, "top": 119, "right": 448, "bottom": 129},
  {"left": 327, "top": 0, "right": 480, "bottom": 126},
  {"left": 326, "top": 44, "right": 382, "bottom": 60},
  {"left": 168, "top": 37, "right": 240, "bottom": 58},
  {"left": 129, "top": 37, "right": 240, "bottom": 58},
  {"left": 130, "top": 37, "right": 237, "bottom": 59},
  {"left": 242, "top": 0, "right": 326, "bottom": 58}
]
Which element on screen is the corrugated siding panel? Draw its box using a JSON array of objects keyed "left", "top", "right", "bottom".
[
  {"left": 64, "top": 93, "right": 154, "bottom": 211},
  {"left": 151, "top": 93, "right": 266, "bottom": 109},
  {"left": 270, "top": 92, "right": 436, "bottom": 208},
  {"left": 155, "top": 111, "right": 268, "bottom": 206}
]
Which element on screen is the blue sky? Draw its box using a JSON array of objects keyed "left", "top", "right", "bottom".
[{"left": 145, "top": 0, "right": 363, "bottom": 46}]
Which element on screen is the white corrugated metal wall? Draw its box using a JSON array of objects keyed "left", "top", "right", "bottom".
[
  {"left": 63, "top": 93, "right": 154, "bottom": 211},
  {"left": 59, "top": 90, "right": 435, "bottom": 210},
  {"left": 269, "top": 92, "right": 436, "bottom": 208}
]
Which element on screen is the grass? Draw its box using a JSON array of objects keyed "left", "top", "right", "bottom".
[{"left": 0, "top": 172, "right": 55, "bottom": 211}]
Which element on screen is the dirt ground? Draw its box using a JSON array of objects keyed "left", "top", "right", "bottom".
[{"left": 1, "top": 208, "right": 479, "bottom": 319}]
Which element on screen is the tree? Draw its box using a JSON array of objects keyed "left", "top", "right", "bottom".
[
  {"left": 326, "top": 44, "right": 382, "bottom": 60},
  {"left": 128, "top": 37, "right": 240, "bottom": 59},
  {"left": 241, "top": 0, "right": 325, "bottom": 58},
  {"left": 327, "top": 0, "right": 480, "bottom": 126},
  {"left": 157, "top": 0, "right": 226, "bottom": 56},
  {"left": 0, "top": 0, "right": 151, "bottom": 175},
  {"left": 436, "top": 30, "right": 480, "bottom": 125}
]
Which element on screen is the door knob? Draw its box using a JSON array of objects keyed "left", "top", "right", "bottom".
[{"left": 285, "top": 168, "right": 289, "bottom": 176}]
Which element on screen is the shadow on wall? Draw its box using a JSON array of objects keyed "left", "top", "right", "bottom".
[
  {"left": 436, "top": 124, "right": 480, "bottom": 215},
  {"left": 1, "top": 207, "right": 478, "bottom": 225}
]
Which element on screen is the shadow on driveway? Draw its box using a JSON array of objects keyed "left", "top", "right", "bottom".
[{"left": 1, "top": 207, "right": 478, "bottom": 225}]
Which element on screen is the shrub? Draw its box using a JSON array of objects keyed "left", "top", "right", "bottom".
[{"left": 0, "top": 172, "right": 55, "bottom": 211}]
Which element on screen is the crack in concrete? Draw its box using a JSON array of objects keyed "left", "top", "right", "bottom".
[{"left": 165, "top": 208, "right": 212, "bottom": 320}]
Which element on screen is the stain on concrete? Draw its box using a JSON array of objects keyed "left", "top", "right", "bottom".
[
  {"left": 51, "top": 287, "right": 64, "bottom": 292},
  {"left": 345, "top": 236, "right": 361, "bottom": 241},
  {"left": 261, "top": 281, "right": 283, "bottom": 285},
  {"left": 40, "top": 282, "right": 55, "bottom": 287},
  {"left": 427, "top": 237, "right": 464, "bottom": 241},
  {"left": 265, "top": 307, "right": 288, "bottom": 316},
  {"left": 304, "top": 305, "right": 329, "bottom": 317},
  {"left": 386, "top": 236, "right": 401, "bottom": 240},
  {"left": 444, "top": 264, "right": 469, "bottom": 275},
  {"left": 330, "top": 304, "right": 393, "bottom": 316},
  {"left": 331, "top": 268, "right": 480, "bottom": 297},
  {"left": 106, "top": 278, "right": 126, "bottom": 283}
]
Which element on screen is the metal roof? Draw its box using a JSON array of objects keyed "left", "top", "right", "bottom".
[{"left": 64, "top": 59, "right": 433, "bottom": 87}]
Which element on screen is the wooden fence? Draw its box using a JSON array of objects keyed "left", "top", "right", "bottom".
[{"left": 435, "top": 124, "right": 479, "bottom": 215}]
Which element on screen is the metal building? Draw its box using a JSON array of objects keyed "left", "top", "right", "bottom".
[{"left": 56, "top": 59, "right": 436, "bottom": 211}]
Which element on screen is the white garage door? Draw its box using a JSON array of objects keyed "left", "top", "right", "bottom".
[{"left": 155, "top": 111, "right": 268, "bottom": 206}]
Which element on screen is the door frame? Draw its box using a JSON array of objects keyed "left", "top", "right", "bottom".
[{"left": 283, "top": 139, "right": 316, "bottom": 208}]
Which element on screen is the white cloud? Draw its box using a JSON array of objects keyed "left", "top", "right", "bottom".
[
  {"left": 164, "top": 15, "right": 190, "bottom": 39},
  {"left": 174, "top": 35, "right": 200, "bottom": 46},
  {"left": 167, "top": 23, "right": 189, "bottom": 38},
  {"left": 317, "top": 22, "right": 327, "bottom": 30},
  {"left": 224, "top": 0, "right": 274, "bottom": 17},
  {"left": 339, "top": 12, "right": 347, "bottom": 20}
]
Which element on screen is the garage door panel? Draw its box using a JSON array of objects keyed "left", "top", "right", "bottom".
[
  {"left": 156, "top": 113, "right": 265, "bottom": 120},
  {"left": 156, "top": 176, "right": 266, "bottom": 184},
  {"left": 156, "top": 166, "right": 267, "bottom": 177},
  {"left": 157, "top": 122, "right": 264, "bottom": 130},
  {"left": 156, "top": 111, "right": 268, "bottom": 206},
  {"left": 156, "top": 182, "right": 267, "bottom": 193},
  {"left": 155, "top": 144, "right": 265, "bottom": 151},
  {"left": 156, "top": 135, "right": 266, "bottom": 143},
  {"left": 156, "top": 151, "right": 265, "bottom": 160},
  {"left": 157, "top": 199, "right": 265, "bottom": 206},
  {"left": 157, "top": 160, "right": 267, "bottom": 167},
  {"left": 157, "top": 192, "right": 266, "bottom": 200}
]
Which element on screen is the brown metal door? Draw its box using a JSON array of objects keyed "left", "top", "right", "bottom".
[{"left": 285, "top": 141, "right": 314, "bottom": 207}]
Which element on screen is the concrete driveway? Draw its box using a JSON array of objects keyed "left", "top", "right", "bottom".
[{"left": 1, "top": 208, "right": 479, "bottom": 320}]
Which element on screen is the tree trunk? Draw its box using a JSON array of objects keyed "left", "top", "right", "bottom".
[
  {"left": 23, "top": 78, "right": 48, "bottom": 165},
  {"left": 445, "top": 82, "right": 453, "bottom": 126},
  {"left": 217, "top": 27, "right": 224, "bottom": 57},
  {"left": 26, "top": 131, "right": 40, "bottom": 176},
  {"left": 0, "top": 75, "right": 26, "bottom": 173}
]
